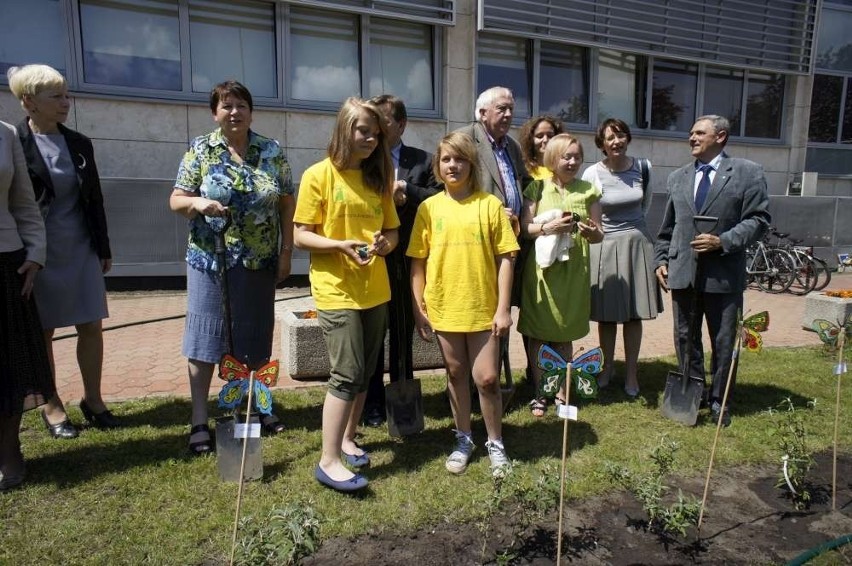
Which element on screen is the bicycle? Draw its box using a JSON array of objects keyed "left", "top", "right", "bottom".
[
  {"left": 767, "top": 229, "right": 831, "bottom": 294},
  {"left": 745, "top": 240, "right": 796, "bottom": 293}
]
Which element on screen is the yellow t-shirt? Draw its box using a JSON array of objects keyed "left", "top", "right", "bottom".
[
  {"left": 294, "top": 158, "right": 400, "bottom": 310},
  {"left": 530, "top": 165, "right": 551, "bottom": 181},
  {"left": 407, "top": 191, "right": 520, "bottom": 332}
]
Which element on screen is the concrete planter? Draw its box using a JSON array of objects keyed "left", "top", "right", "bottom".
[
  {"left": 801, "top": 292, "right": 852, "bottom": 330},
  {"left": 276, "top": 298, "right": 445, "bottom": 379}
]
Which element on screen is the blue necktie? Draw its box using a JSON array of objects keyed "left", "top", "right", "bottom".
[{"left": 694, "top": 164, "right": 712, "bottom": 211}]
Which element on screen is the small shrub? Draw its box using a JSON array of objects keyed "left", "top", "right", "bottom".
[
  {"left": 602, "top": 436, "right": 700, "bottom": 538},
  {"left": 768, "top": 397, "right": 816, "bottom": 510},
  {"left": 233, "top": 502, "right": 322, "bottom": 565},
  {"left": 477, "top": 463, "right": 561, "bottom": 562}
]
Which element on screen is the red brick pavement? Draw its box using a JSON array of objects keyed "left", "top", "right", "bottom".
[{"left": 49, "top": 273, "right": 852, "bottom": 405}]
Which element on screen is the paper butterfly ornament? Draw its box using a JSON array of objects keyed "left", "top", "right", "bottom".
[
  {"left": 812, "top": 313, "right": 852, "bottom": 352},
  {"left": 741, "top": 311, "right": 769, "bottom": 353},
  {"left": 537, "top": 345, "right": 604, "bottom": 400},
  {"left": 217, "top": 355, "right": 279, "bottom": 415}
]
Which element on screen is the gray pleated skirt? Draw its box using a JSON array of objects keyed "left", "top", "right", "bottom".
[
  {"left": 589, "top": 227, "right": 663, "bottom": 323},
  {"left": 182, "top": 264, "right": 275, "bottom": 366}
]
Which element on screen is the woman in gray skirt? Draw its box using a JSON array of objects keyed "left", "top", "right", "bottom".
[
  {"left": 0, "top": 119, "right": 54, "bottom": 489},
  {"left": 582, "top": 119, "right": 663, "bottom": 398},
  {"left": 170, "top": 80, "right": 295, "bottom": 455}
]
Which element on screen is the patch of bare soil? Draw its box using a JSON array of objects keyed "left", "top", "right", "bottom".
[{"left": 303, "top": 452, "right": 852, "bottom": 565}]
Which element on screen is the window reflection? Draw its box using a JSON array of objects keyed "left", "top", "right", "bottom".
[
  {"left": 477, "top": 35, "right": 530, "bottom": 119},
  {"left": 539, "top": 42, "right": 588, "bottom": 124},
  {"left": 189, "top": 0, "right": 276, "bottom": 98},
  {"left": 597, "top": 50, "right": 644, "bottom": 127},
  {"left": 651, "top": 59, "right": 696, "bottom": 132},
  {"left": 815, "top": 7, "right": 852, "bottom": 73},
  {"left": 369, "top": 18, "right": 433, "bottom": 110},
  {"left": 744, "top": 72, "right": 784, "bottom": 139},
  {"left": 808, "top": 75, "right": 843, "bottom": 143},
  {"left": 703, "top": 67, "right": 743, "bottom": 135},
  {"left": 1, "top": 0, "right": 65, "bottom": 76},
  {"left": 80, "top": 0, "right": 181, "bottom": 91},
  {"left": 289, "top": 9, "right": 359, "bottom": 103}
]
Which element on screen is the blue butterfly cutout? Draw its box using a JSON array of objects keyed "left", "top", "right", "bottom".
[{"left": 537, "top": 345, "right": 604, "bottom": 400}]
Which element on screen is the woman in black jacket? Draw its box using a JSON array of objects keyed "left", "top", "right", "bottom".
[{"left": 8, "top": 64, "right": 119, "bottom": 438}]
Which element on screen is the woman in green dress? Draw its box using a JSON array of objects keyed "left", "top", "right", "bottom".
[{"left": 517, "top": 134, "right": 603, "bottom": 415}]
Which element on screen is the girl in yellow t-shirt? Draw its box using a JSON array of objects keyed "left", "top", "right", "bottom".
[
  {"left": 294, "top": 98, "right": 400, "bottom": 493},
  {"left": 407, "top": 132, "right": 519, "bottom": 478}
]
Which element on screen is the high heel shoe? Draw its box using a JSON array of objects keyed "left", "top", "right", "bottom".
[
  {"left": 79, "top": 399, "right": 122, "bottom": 429},
  {"left": 40, "top": 411, "right": 79, "bottom": 439}
]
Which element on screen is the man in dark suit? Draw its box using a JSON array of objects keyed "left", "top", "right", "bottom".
[
  {"left": 363, "top": 95, "right": 441, "bottom": 427},
  {"left": 654, "top": 115, "right": 771, "bottom": 427}
]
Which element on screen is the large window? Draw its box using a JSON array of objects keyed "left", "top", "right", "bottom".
[
  {"left": 289, "top": 9, "right": 360, "bottom": 103},
  {"left": 0, "top": 0, "right": 66, "bottom": 76},
  {"left": 807, "top": 2, "right": 852, "bottom": 175},
  {"left": 1, "top": 0, "right": 442, "bottom": 115},
  {"left": 477, "top": 34, "right": 785, "bottom": 139},
  {"left": 477, "top": 35, "right": 531, "bottom": 119},
  {"left": 369, "top": 18, "right": 435, "bottom": 111}
]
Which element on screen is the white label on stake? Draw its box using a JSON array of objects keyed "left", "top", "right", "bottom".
[
  {"left": 234, "top": 423, "right": 261, "bottom": 439},
  {"left": 557, "top": 404, "right": 578, "bottom": 421},
  {"left": 835, "top": 363, "right": 847, "bottom": 375}
]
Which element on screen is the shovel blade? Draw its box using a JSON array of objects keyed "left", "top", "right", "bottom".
[
  {"left": 385, "top": 378, "right": 424, "bottom": 438},
  {"left": 660, "top": 370, "right": 704, "bottom": 426}
]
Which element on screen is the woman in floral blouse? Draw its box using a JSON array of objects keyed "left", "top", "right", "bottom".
[{"left": 169, "top": 80, "right": 295, "bottom": 455}]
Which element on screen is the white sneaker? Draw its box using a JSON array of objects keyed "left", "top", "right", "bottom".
[
  {"left": 485, "top": 438, "right": 512, "bottom": 478},
  {"left": 445, "top": 430, "right": 475, "bottom": 474}
]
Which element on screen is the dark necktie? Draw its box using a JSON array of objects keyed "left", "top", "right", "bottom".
[{"left": 694, "top": 164, "right": 712, "bottom": 210}]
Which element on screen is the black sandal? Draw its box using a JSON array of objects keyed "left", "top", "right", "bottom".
[
  {"left": 188, "top": 424, "right": 213, "bottom": 456},
  {"left": 260, "top": 414, "right": 285, "bottom": 436}
]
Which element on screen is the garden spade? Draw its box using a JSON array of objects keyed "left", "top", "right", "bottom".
[
  {"left": 661, "top": 216, "right": 718, "bottom": 426},
  {"left": 385, "top": 305, "right": 424, "bottom": 437}
]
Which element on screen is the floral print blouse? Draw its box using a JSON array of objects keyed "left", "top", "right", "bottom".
[{"left": 174, "top": 128, "right": 293, "bottom": 272}]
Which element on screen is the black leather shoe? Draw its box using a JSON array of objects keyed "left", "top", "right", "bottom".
[
  {"left": 363, "top": 406, "right": 385, "bottom": 427},
  {"left": 80, "top": 399, "right": 122, "bottom": 429},
  {"left": 41, "top": 411, "right": 79, "bottom": 439},
  {"left": 710, "top": 401, "right": 732, "bottom": 428}
]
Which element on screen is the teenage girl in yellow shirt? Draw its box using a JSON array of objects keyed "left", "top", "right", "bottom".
[
  {"left": 294, "top": 98, "right": 399, "bottom": 492},
  {"left": 407, "top": 132, "right": 519, "bottom": 478}
]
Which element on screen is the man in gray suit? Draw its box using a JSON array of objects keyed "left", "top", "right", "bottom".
[
  {"left": 455, "top": 86, "right": 531, "bottom": 236},
  {"left": 455, "top": 87, "right": 532, "bottom": 312},
  {"left": 654, "top": 115, "right": 770, "bottom": 427}
]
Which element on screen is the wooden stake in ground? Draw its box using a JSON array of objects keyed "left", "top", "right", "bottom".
[
  {"left": 229, "top": 369, "right": 257, "bottom": 566},
  {"left": 831, "top": 331, "right": 845, "bottom": 511},
  {"left": 697, "top": 318, "right": 743, "bottom": 532},
  {"left": 556, "top": 362, "right": 573, "bottom": 566}
]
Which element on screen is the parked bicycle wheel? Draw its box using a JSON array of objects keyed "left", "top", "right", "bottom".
[
  {"left": 756, "top": 248, "right": 795, "bottom": 293},
  {"left": 811, "top": 256, "right": 832, "bottom": 292},
  {"left": 788, "top": 252, "right": 819, "bottom": 296}
]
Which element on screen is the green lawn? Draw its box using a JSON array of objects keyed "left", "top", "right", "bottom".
[{"left": 1, "top": 346, "right": 849, "bottom": 564}]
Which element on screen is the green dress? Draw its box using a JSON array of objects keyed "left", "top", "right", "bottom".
[{"left": 517, "top": 178, "right": 602, "bottom": 342}]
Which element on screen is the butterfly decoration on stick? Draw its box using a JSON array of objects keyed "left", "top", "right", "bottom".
[
  {"left": 537, "top": 345, "right": 604, "bottom": 400},
  {"left": 740, "top": 311, "right": 769, "bottom": 353},
  {"left": 812, "top": 313, "right": 852, "bottom": 352},
  {"left": 218, "top": 355, "right": 279, "bottom": 415}
]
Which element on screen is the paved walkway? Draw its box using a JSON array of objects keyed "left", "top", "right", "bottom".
[{"left": 50, "top": 273, "right": 852, "bottom": 405}]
